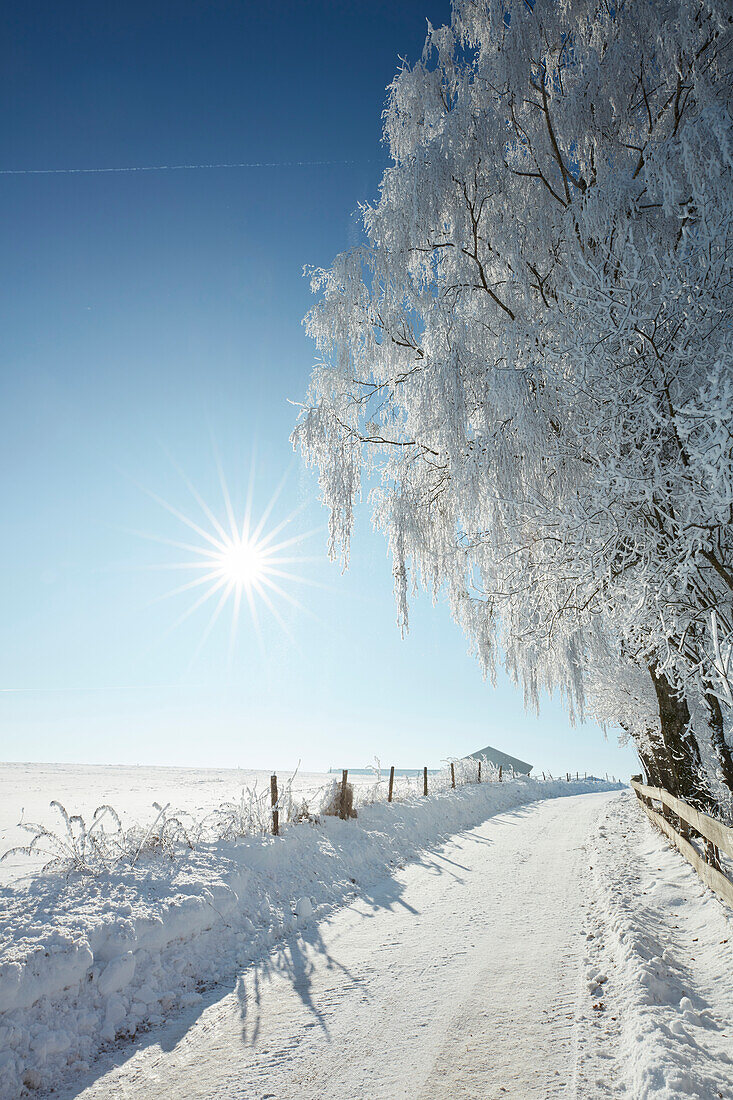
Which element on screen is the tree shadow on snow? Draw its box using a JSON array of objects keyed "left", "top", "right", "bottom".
[
  {"left": 50, "top": 804, "right": 534, "bottom": 1098},
  {"left": 235, "top": 920, "right": 367, "bottom": 1043},
  {"left": 231, "top": 807, "right": 538, "bottom": 1044}
]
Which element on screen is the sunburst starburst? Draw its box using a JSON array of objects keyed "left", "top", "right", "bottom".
[{"left": 133, "top": 457, "right": 325, "bottom": 660}]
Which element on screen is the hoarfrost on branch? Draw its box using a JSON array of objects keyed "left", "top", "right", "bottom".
[{"left": 293, "top": 0, "right": 733, "bottom": 808}]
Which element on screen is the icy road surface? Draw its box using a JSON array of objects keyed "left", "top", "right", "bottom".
[{"left": 64, "top": 792, "right": 613, "bottom": 1100}]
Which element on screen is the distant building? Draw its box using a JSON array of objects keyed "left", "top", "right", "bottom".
[{"left": 465, "top": 744, "right": 533, "bottom": 775}]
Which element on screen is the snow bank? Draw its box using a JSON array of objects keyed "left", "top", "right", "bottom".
[
  {"left": 0, "top": 763, "right": 377, "bottom": 885},
  {"left": 0, "top": 775, "right": 619, "bottom": 1098},
  {"left": 577, "top": 792, "right": 733, "bottom": 1099}
]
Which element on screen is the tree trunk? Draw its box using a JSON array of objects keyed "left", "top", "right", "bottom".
[
  {"left": 624, "top": 717, "right": 677, "bottom": 792},
  {"left": 626, "top": 719, "right": 683, "bottom": 827},
  {"left": 635, "top": 737, "right": 666, "bottom": 789},
  {"left": 648, "top": 666, "right": 708, "bottom": 809},
  {"left": 705, "top": 691, "right": 733, "bottom": 798}
]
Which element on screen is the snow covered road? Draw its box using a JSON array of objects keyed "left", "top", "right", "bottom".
[{"left": 62, "top": 791, "right": 614, "bottom": 1100}]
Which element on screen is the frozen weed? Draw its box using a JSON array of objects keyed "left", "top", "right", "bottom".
[
  {"left": 0, "top": 801, "right": 124, "bottom": 875},
  {"left": 203, "top": 783, "right": 273, "bottom": 840},
  {"left": 2, "top": 799, "right": 197, "bottom": 876},
  {"left": 321, "top": 778, "right": 358, "bottom": 819},
  {"left": 129, "top": 803, "right": 195, "bottom": 864}
]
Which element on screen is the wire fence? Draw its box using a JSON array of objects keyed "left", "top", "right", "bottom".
[{"left": 1, "top": 759, "right": 620, "bottom": 878}]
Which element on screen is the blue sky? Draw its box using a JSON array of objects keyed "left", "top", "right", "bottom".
[{"left": 1, "top": 0, "right": 638, "bottom": 777}]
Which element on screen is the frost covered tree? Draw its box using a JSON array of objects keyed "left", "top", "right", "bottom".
[{"left": 293, "top": 0, "right": 733, "bottom": 813}]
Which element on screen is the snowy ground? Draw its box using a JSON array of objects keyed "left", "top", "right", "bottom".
[
  {"left": 577, "top": 794, "right": 733, "bottom": 1098},
  {"left": 0, "top": 763, "right": 388, "bottom": 885},
  {"left": 2, "top": 776, "right": 731, "bottom": 1099},
  {"left": 59, "top": 792, "right": 608, "bottom": 1100}
]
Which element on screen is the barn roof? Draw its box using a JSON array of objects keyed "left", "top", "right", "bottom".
[{"left": 466, "top": 744, "right": 533, "bottom": 774}]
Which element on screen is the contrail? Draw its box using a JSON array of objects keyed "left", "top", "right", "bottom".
[
  {"left": 0, "top": 158, "right": 367, "bottom": 176},
  {"left": 0, "top": 684, "right": 192, "bottom": 692}
]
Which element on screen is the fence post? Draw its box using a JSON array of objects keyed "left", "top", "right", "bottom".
[
  {"left": 451, "top": 762, "right": 456, "bottom": 789},
  {"left": 339, "top": 769, "right": 349, "bottom": 820},
  {"left": 270, "top": 773, "right": 279, "bottom": 837},
  {"left": 423, "top": 766, "right": 428, "bottom": 796},
  {"left": 566, "top": 772, "right": 570, "bottom": 782},
  {"left": 542, "top": 771, "right": 546, "bottom": 780},
  {"left": 499, "top": 765, "right": 503, "bottom": 782},
  {"left": 388, "top": 765, "right": 395, "bottom": 803},
  {"left": 478, "top": 760, "right": 482, "bottom": 784}
]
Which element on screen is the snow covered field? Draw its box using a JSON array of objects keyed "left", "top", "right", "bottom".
[
  {"left": 1, "top": 771, "right": 731, "bottom": 1099},
  {"left": 0, "top": 762, "right": 388, "bottom": 885}
]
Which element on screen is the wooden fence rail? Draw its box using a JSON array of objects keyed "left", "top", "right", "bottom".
[{"left": 630, "top": 777, "right": 733, "bottom": 910}]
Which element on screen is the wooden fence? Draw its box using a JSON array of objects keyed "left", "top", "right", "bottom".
[
  {"left": 268, "top": 765, "right": 610, "bottom": 836},
  {"left": 630, "top": 777, "right": 733, "bottom": 909}
]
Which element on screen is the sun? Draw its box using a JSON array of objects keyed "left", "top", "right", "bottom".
[
  {"left": 135, "top": 458, "right": 323, "bottom": 658},
  {"left": 216, "top": 535, "right": 267, "bottom": 589}
]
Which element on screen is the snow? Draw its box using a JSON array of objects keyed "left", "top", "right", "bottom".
[
  {"left": 2, "top": 774, "right": 730, "bottom": 1098},
  {"left": 294, "top": 896, "right": 313, "bottom": 920},
  {"left": 0, "top": 762, "right": 376, "bottom": 885},
  {"left": 62, "top": 790, "right": 615, "bottom": 1100},
  {"left": 0, "top": 767, "right": 618, "bottom": 1097},
  {"left": 576, "top": 793, "right": 733, "bottom": 1098}
]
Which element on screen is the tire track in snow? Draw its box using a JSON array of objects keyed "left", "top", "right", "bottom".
[
  {"left": 417, "top": 801, "right": 588, "bottom": 1099},
  {"left": 60, "top": 793, "right": 616, "bottom": 1100}
]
